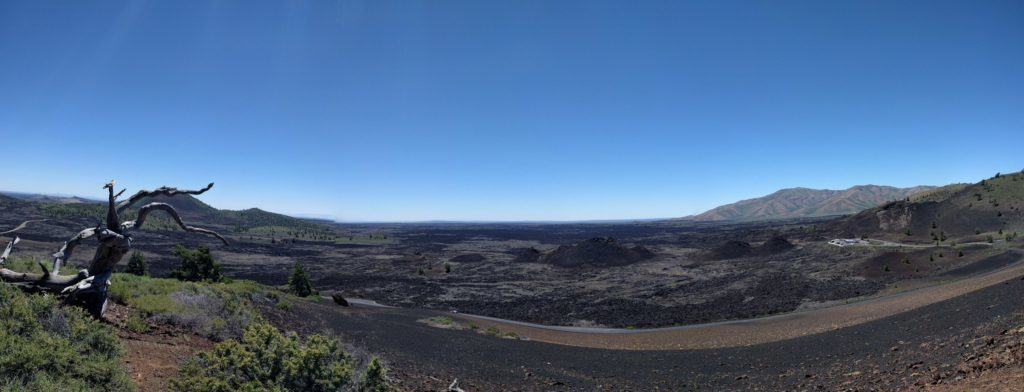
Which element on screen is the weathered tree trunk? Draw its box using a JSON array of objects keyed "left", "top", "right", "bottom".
[{"left": 0, "top": 181, "right": 227, "bottom": 318}]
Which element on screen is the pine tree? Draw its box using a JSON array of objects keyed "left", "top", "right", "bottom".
[
  {"left": 170, "top": 245, "right": 224, "bottom": 282},
  {"left": 288, "top": 262, "right": 315, "bottom": 297},
  {"left": 125, "top": 251, "right": 148, "bottom": 276}
]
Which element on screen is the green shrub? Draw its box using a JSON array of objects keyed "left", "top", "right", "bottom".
[
  {"left": 0, "top": 285, "right": 133, "bottom": 391},
  {"left": 125, "top": 251, "right": 148, "bottom": 276},
  {"left": 170, "top": 245, "right": 224, "bottom": 283},
  {"left": 288, "top": 262, "right": 314, "bottom": 297},
  {"left": 359, "top": 357, "right": 392, "bottom": 392},
  {"left": 172, "top": 321, "right": 362, "bottom": 392}
]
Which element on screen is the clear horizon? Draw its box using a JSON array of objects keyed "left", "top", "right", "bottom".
[{"left": 2, "top": 1, "right": 1022, "bottom": 221}]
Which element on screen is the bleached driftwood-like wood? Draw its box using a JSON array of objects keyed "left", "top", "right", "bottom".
[
  {"left": 121, "top": 202, "right": 229, "bottom": 245},
  {"left": 115, "top": 183, "right": 214, "bottom": 214},
  {"left": 0, "top": 181, "right": 227, "bottom": 317},
  {"left": 0, "top": 236, "right": 90, "bottom": 292},
  {"left": 448, "top": 379, "right": 466, "bottom": 392}
]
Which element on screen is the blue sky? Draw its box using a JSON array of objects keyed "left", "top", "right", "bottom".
[{"left": 1, "top": 1, "right": 1021, "bottom": 221}]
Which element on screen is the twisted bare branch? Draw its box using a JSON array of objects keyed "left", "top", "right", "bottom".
[
  {"left": 2, "top": 180, "right": 225, "bottom": 318},
  {"left": 104, "top": 181, "right": 122, "bottom": 232},
  {"left": 1, "top": 236, "right": 90, "bottom": 290},
  {"left": 0, "top": 237, "right": 19, "bottom": 266},
  {"left": 51, "top": 228, "right": 98, "bottom": 275},
  {"left": 122, "top": 202, "right": 228, "bottom": 245},
  {"left": 115, "top": 183, "right": 214, "bottom": 214}
]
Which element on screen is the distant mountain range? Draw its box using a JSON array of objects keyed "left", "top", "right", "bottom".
[
  {"left": 685, "top": 185, "right": 936, "bottom": 222},
  {"left": 0, "top": 191, "right": 100, "bottom": 205},
  {"left": 0, "top": 190, "right": 327, "bottom": 231}
]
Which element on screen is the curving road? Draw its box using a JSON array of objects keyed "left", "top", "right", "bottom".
[
  {"left": 442, "top": 251, "right": 1024, "bottom": 350},
  {"left": 300, "top": 254, "right": 1024, "bottom": 390},
  {"left": 0, "top": 219, "right": 47, "bottom": 235}
]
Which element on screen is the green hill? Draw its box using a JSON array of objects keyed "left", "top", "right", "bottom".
[{"left": 831, "top": 171, "right": 1024, "bottom": 241}]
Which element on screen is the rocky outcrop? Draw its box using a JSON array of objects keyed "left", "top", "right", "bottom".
[
  {"left": 508, "top": 247, "right": 541, "bottom": 263},
  {"left": 704, "top": 236, "right": 795, "bottom": 260}
]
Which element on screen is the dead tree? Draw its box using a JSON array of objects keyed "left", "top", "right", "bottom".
[{"left": 0, "top": 181, "right": 228, "bottom": 318}]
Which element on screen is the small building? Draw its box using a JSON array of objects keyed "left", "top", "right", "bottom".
[{"left": 828, "top": 238, "right": 869, "bottom": 247}]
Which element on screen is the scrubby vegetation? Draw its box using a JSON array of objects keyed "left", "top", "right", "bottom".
[
  {"left": 37, "top": 202, "right": 106, "bottom": 220},
  {"left": 172, "top": 320, "right": 390, "bottom": 392},
  {"left": 109, "top": 274, "right": 287, "bottom": 341},
  {"left": 0, "top": 285, "right": 133, "bottom": 391}
]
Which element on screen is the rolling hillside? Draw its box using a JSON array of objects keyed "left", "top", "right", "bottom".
[
  {"left": 0, "top": 190, "right": 331, "bottom": 234},
  {"left": 117, "top": 194, "right": 328, "bottom": 231},
  {"left": 832, "top": 171, "right": 1024, "bottom": 240},
  {"left": 687, "top": 185, "right": 935, "bottom": 222}
]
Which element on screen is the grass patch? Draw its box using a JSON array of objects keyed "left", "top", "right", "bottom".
[
  {"left": 124, "top": 313, "right": 151, "bottom": 334},
  {"left": 109, "top": 274, "right": 294, "bottom": 341},
  {"left": 427, "top": 316, "right": 454, "bottom": 326}
]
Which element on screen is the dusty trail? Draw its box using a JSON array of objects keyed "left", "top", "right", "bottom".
[{"left": 449, "top": 251, "right": 1024, "bottom": 350}]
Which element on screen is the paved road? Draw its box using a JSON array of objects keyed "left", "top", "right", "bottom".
[
  {"left": 331, "top": 252, "right": 1024, "bottom": 351},
  {"left": 428, "top": 252, "right": 1024, "bottom": 350},
  {"left": 0, "top": 219, "right": 47, "bottom": 235},
  {"left": 865, "top": 238, "right": 996, "bottom": 249},
  {"left": 295, "top": 261, "right": 1024, "bottom": 390}
]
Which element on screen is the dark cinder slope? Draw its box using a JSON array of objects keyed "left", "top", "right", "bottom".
[
  {"left": 123, "top": 194, "right": 322, "bottom": 229},
  {"left": 688, "top": 185, "right": 934, "bottom": 222},
  {"left": 831, "top": 171, "right": 1024, "bottom": 239},
  {"left": 540, "top": 237, "right": 654, "bottom": 267}
]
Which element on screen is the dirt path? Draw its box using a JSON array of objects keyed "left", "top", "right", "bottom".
[
  {"left": 104, "top": 303, "right": 213, "bottom": 392},
  {"left": 450, "top": 252, "right": 1024, "bottom": 350}
]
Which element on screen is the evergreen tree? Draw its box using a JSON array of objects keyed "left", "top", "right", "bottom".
[
  {"left": 288, "top": 262, "right": 315, "bottom": 297},
  {"left": 170, "top": 245, "right": 224, "bottom": 282},
  {"left": 359, "top": 357, "right": 392, "bottom": 392},
  {"left": 125, "top": 251, "right": 148, "bottom": 276}
]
